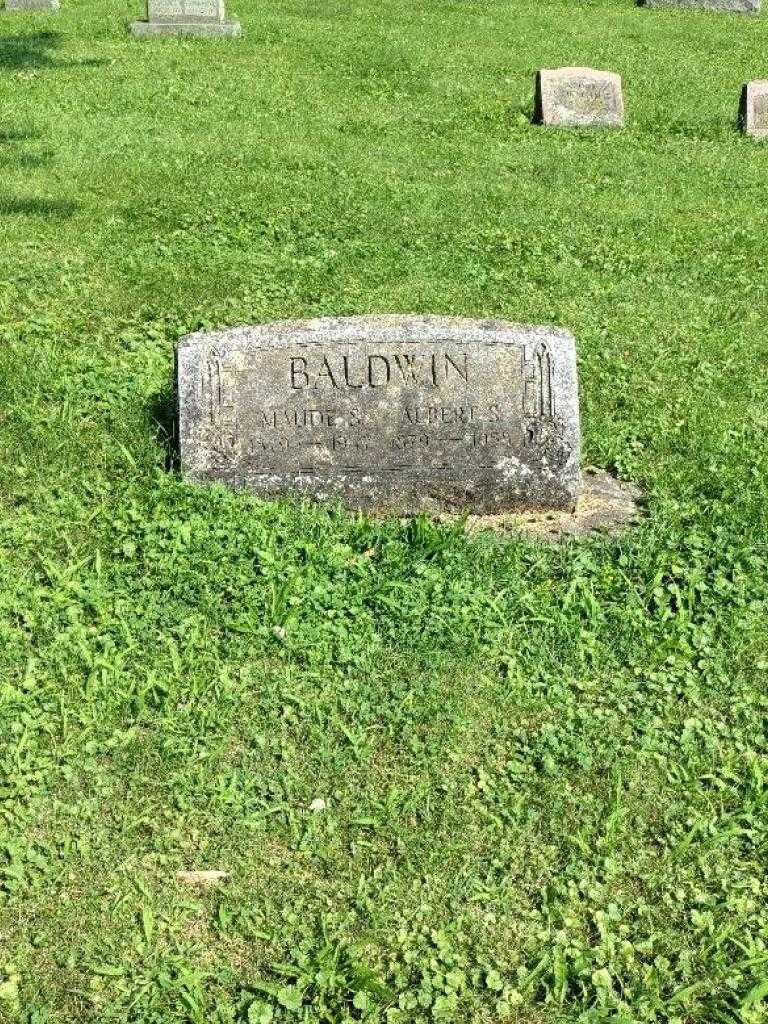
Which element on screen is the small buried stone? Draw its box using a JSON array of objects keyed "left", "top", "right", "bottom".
[
  {"left": 456, "top": 469, "right": 642, "bottom": 542},
  {"left": 535, "top": 68, "right": 624, "bottom": 128},
  {"left": 176, "top": 316, "right": 581, "bottom": 515},
  {"left": 176, "top": 870, "right": 229, "bottom": 885},
  {"left": 740, "top": 82, "right": 768, "bottom": 139}
]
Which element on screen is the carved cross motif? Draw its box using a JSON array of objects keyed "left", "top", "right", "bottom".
[
  {"left": 200, "top": 350, "right": 239, "bottom": 454},
  {"left": 522, "top": 342, "right": 555, "bottom": 420}
]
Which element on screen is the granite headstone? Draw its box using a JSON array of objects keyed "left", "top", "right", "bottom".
[
  {"left": 177, "top": 316, "right": 581, "bottom": 513},
  {"left": 131, "top": 0, "right": 240, "bottom": 36},
  {"left": 642, "top": 0, "right": 758, "bottom": 12},
  {"left": 741, "top": 81, "right": 768, "bottom": 138},
  {"left": 535, "top": 68, "right": 624, "bottom": 128}
]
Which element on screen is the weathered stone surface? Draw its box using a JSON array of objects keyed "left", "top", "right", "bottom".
[
  {"left": 455, "top": 469, "right": 642, "bottom": 542},
  {"left": 130, "top": 0, "right": 240, "bottom": 37},
  {"left": 642, "top": 0, "right": 758, "bottom": 11},
  {"left": 148, "top": 0, "right": 224, "bottom": 19},
  {"left": 535, "top": 68, "right": 623, "bottom": 128},
  {"left": 6, "top": 0, "right": 59, "bottom": 11},
  {"left": 177, "top": 316, "right": 581, "bottom": 513},
  {"left": 741, "top": 81, "right": 768, "bottom": 138}
]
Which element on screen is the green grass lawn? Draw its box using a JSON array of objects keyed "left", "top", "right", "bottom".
[{"left": 1, "top": 0, "right": 768, "bottom": 1020}]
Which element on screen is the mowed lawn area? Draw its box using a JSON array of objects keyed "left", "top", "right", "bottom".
[{"left": 1, "top": 0, "right": 768, "bottom": 1020}]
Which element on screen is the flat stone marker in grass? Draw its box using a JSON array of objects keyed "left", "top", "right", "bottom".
[
  {"left": 6, "top": 0, "right": 59, "bottom": 11},
  {"left": 130, "top": 0, "right": 241, "bottom": 37},
  {"left": 535, "top": 68, "right": 624, "bottom": 128},
  {"left": 177, "top": 316, "right": 581, "bottom": 513},
  {"left": 641, "top": 0, "right": 759, "bottom": 12},
  {"left": 740, "top": 81, "right": 768, "bottom": 138}
]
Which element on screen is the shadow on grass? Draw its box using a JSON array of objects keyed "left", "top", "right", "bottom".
[
  {"left": 0, "top": 151, "right": 52, "bottom": 168},
  {"left": 0, "top": 125, "right": 52, "bottom": 169},
  {"left": 0, "top": 196, "right": 77, "bottom": 217},
  {"left": 0, "top": 30, "right": 61, "bottom": 70},
  {"left": 147, "top": 385, "right": 179, "bottom": 472},
  {"left": 0, "top": 129, "right": 42, "bottom": 143},
  {"left": 0, "top": 31, "right": 109, "bottom": 71}
]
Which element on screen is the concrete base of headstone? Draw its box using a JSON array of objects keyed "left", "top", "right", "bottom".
[
  {"left": 740, "top": 81, "right": 768, "bottom": 137},
  {"left": 641, "top": 0, "right": 759, "bottom": 11},
  {"left": 6, "top": 0, "right": 60, "bottom": 11},
  {"left": 130, "top": 17, "right": 241, "bottom": 35},
  {"left": 451, "top": 469, "right": 642, "bottom": 542},
  {"left": 535, "top": 68, "right": 624, "bottom": 128}
]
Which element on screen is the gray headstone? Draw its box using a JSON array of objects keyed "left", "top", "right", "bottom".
[
  {"left": 535, "top": 68, "right": 624, "bottom": 128},
  {"left": 130, "top": 0, "right": 240, "bottom": 36},
  {"left": 642, "top": 0, "right": 758, "bottom": 11},
  {"left": 6, "top": 0, "right": 59, "bottom": 10},
  {"left": 741, "top": 81, "right": 768, "bottom": 138},
  {"left": 177, "top": 316, "right": 581, "bottom": 513}
]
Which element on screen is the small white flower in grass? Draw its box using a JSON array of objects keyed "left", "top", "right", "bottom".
[{"left": 309, "top": 798, "right": 326, "bottom": 812}]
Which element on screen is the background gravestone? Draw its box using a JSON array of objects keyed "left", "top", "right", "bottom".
[
  {"left": 741, "top": 81, "right": 768, "bottom": 138},
  {"left": 6, "top": 0, "right": 60, "bottom": 11},
  {"left": 177, "top": 316, "right": 581, "bottom": 514},
  {"left": 641, "top": 0, "right": 759, "bottom": 11},
  {"left": 130, "top": 0, "right": 241, "bottom": 36},
  {"left": 535, "top": 68, "right": 624, "bottom": 128}
]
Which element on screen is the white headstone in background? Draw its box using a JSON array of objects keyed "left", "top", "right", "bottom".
[
  {"left": 643, "top": 0, "right": 759, "bottom": 12},
  {"left": 131, "top": 0, "right": 240, "bottom": 36},
  {"left": 741, "top": 81, "right": 768, "bottom": 138},
  {"left": 6, "top": 0, "right": 60, "bottom": 11},
  {"left": 535, "top": 68, "right": 624, "bottom": 128}
]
